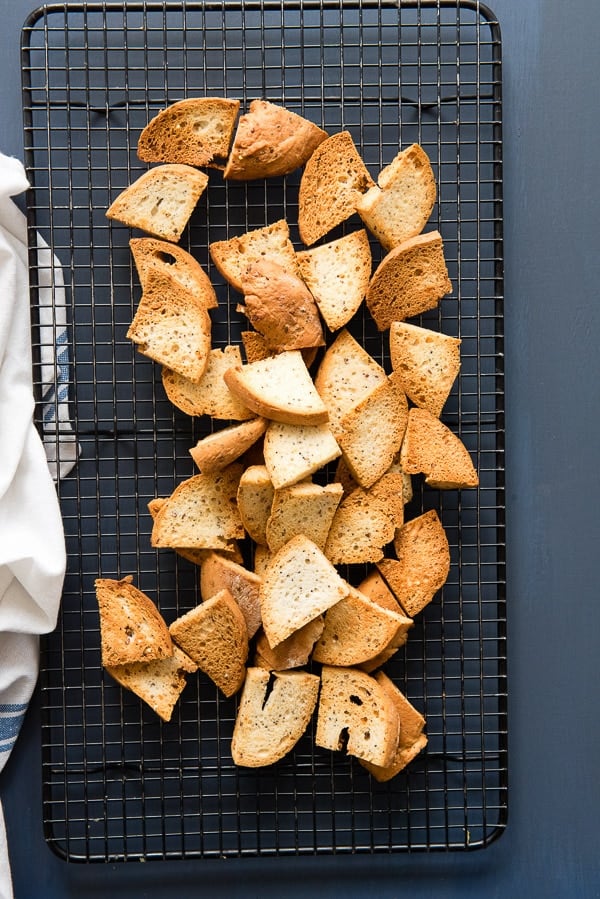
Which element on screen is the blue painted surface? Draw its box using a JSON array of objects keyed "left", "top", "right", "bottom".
[{"left": 1, "top": 0, "right": 599, "bottom": 895}]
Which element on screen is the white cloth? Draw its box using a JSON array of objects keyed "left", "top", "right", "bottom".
[{"left": 0, "top": 154, "right": 67, "bottom": 899}]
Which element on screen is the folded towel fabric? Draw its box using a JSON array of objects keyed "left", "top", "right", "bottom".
[
  {"left": 0, "top": 153, "right": 67, "bottom": 899},
  {"left": 37, "top": 234, "right": 78, "bottom": 481}
]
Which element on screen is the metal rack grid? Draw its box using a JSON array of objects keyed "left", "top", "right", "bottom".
[{"left": 21, "top": 0, "right": 506, "bottom": 862}]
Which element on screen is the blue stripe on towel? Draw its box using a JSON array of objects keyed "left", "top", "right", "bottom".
[
  {"left": 42, "top": 328, "right": 71, "bottom": 424},
  {"left": 0, "top": 707, "right": 27, "bottom": 754},
  {"left": 57, "top": 344, "right": 69, "bottom": 382},
  {"left": 43, "top": 397, "right": 56, "bottom": 423}
]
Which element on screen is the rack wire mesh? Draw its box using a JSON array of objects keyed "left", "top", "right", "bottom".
[{"left": 21, "top": 0, "right": 506, "bottom": 862}]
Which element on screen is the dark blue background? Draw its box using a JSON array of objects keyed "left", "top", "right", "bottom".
[{"left": 1, "top": 0, "right": 599, "bottom": 895}]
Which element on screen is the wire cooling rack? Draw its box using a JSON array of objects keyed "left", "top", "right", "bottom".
[{"left": 21, "top": 0, "right": 506, "bottom": 862}]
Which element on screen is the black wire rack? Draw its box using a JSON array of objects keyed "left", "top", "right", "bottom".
[{"left": 21, "top": 0, "right": 506, "bottom": 863}]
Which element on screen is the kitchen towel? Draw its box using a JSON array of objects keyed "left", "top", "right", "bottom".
[
  {"left": 0, "top": 153, "right": 67, "bottom": 899},
  {"left": 37, "top": 233, "right": 79, "bottom": 481}
]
